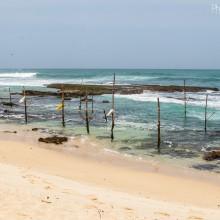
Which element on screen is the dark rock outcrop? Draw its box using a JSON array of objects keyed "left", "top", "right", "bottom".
[
  {"left": 38, "top": 136, "right": 68, "bottom": 145},
  {"left": 203, "top": 150, "right": 220, "bottom": 161},
  {"left": 10, "top": 84, "right": 219, "bottom": 99},
  {"left": 102, "top": 100, "right": 110, "bottom": 103},
  {"left": 47, "top": 83, "right": 218, "bottom": 96},
  {"left": 3, "top": 130, "right": 17, "bottom": 134},
  {"left": 1, "top": 102, "right": 18, "bottom": 107},
  {"left": 12, "top": 90, "right": 58, "bottom": 97}
]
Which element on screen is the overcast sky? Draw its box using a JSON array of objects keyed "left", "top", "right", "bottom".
[{"left": 0, "top": 0, "right": 219, "bottom": 69}]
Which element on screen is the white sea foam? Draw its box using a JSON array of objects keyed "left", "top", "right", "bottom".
[
  {"left": 0, "top": 72, "right": 42, "bottom": 87},
  {"left": 116, "top": 91, "right": 220, "bottom": 109},
  {"left": 77, "top": 75, "right": 158, "bottom": 86},
  {"left": 0, "top": 72, "right": 37, "bottom": 78},
  {"left": 0, "top": 77, "right": 79, "bottom": 87},
  {"left": 116, "top": 120, "right": 148, "bottom": 129},
  {"left": 0, "top": 79, "right": 49, "bottom": 87},
  {"left": 0, "top": 76, "right": 102, "bottom": 87},
  {"left": 0, "top": 72, "right": 156, "bottom": 87},
  {"left": 104, "top": 148, "right": 120, "bottom": 155}
]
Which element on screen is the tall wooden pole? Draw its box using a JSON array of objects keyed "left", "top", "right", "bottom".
[
  {"left": 79, "top": 97, "right": 82, "bottom": 110},
  {"left": 104, "top": 110, "right": 107, "bottom": 123},
  {"left": 23, "top": 87, "right": 27, "bottom": 124},
  {"left": 9, "top": 88, "right": 12, "bottom": 103},
  {"left": 61, "top": 88, "right": 65, "bottom": 127},
  {"left": 85, "top": 91, "right": 90, "bottom": 134},
  {"left": 92, "top": 95, "right": 94, "bottom": 113},
  {"left": 205, "top": 94, "right": 208, "bottom": 133},
  {"left": 157, "top": 97, "right": 161, "bottom": 153},
  {"left": 111, "top": 73, "right": 115, "bottom": 141},
  {"left": 79, "top": 80, "right": 83, "bottom": 110},
  {"left": 184, "top": 80, "right": 187, "bottom": 119}
]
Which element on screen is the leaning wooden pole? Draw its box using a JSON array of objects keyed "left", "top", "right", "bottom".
[
  {"left": 184, "top": 80, "right": 187, "bottom": 118},
  {"left": 111, "top": 73, "right": 116, "bottom": 141},
  {"left": 23, "top": 87, "right": 28, "bottom": 124},
  {"left": 85, "top": 91, "right": 90, "bottom": 134},
  {"left": 205, "top": 94, "right": 208, "bottom": 133},
  {"left": 61, "top": 88, "right": 65, "bottom": 127},
  {"left": 157, "top": 97, "right": 161, "bottom": 153}
]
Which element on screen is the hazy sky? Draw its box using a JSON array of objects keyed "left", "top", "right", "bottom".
[{"left": 0, "top": 0, "right": 219, "bottom": 69}]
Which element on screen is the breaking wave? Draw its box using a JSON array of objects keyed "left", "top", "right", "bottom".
[
  {"left": 0, "top": 72, "right": 37, "bottom": 78},
  {"left": 116, "top": 91, "right": 220, "bottom": 109}
]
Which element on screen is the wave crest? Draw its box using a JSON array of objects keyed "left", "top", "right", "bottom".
[{"left": 0, "top": 72, "right": 37, "bottom": 78}]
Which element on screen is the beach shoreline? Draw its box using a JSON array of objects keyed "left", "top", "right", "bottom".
[
  {"left": 0, "top": 123, "right": 220, "bottom": 219},
  {"left": 0, "top": 122, "right": 220, "bottom": 184}
]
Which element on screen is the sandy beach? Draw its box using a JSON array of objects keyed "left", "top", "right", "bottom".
[{"left": 0, "top": 125, "right": 220, "bottom": 220}]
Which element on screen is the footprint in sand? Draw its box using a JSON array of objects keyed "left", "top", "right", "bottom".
[
  {"left": 86, "top": 195, "right": 104, "bottom": 205},
  {"left": 44, "top": 185, "right": 52, "bottom": 190},
  {"left": 188, "top": 216, "right": 203, "bottom": 220},
  {"left": 85, "top": 204, "right": 98, "bottom": 209},
  {"left": 124, "top": 207, "right": 133, "bottom": 212},
  {"left": 154, "top": 211, "right": 170, "bottom": 217},
  {"left": 22, "top": 175, "right": 54, "bottom": 191},
  {"left": 87, "top": 195, "right": 98, "bottom": 201},
  {"left": 61, "top": 189, "right": 76, "bottom": 195},
  {"left": 41, "top": 196, "right": 52, "bottom": 204},
  {"left": 22, "top": 174, "right": 40, "bottom": 184},
  {"left": 17, "top": 212, "right": 32, "bottom": 219},
  {"left": 42, "top": 180, "right": 54, "bottom": 186}
]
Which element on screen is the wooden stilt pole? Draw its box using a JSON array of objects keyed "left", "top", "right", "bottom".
[
  {"left": 61, "top": 88, "right": 65, "bottom": 127},
  {"left": 92, "top": 95, "right": 94, "bottom": 113},
  {"left": 184, "top": 80, "right": 187, "bottom": 119},
  {"left": 104, "top": 110, "right": 107, "bottom": 123},
  {"left": 79, "top": 80, "right": 83, "bottom": 110},
  {"left": 9, "top": 88, "right": 12, "bottom": 104},
  {"left": 23, "top": 87, "right": 28, "bottom": 124},
  {"left": 157, "top": 97, "right": 161, "bottom": 153},
  {"left": 111, "top": 73, "right": 116, "bottom": 141},
  {"left": 85, "top": 91, "right": 90, "bottom": 134},
  {"left": 205, "top": 94, "right": 208, "bottom": 133},
  {"left": 79, "top": 97, "right": 82, "bottom": 110}
]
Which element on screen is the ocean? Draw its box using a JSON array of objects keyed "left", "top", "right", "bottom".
[{"left": 0, "top": 69, "right": 220, "bottom": 172}]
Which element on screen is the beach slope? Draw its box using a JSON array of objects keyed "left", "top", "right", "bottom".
[{"left": 0, "top": 140, "right": 220, "bottom": 220}]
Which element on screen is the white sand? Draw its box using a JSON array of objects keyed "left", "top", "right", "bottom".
[
  {"left": 0, "top": 163, "right": 219, "bottom": 220},
  {"left": 0, "top": 127, "right": 220, "bottom": 219}
]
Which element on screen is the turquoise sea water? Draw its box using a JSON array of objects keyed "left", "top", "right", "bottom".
[{"left": 0, "top": 69, "right": 220, "bottom": 172}]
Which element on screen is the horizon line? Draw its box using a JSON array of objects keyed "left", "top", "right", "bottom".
[{"left": 0, "top": 67, "right": 220, "bottom": 71}]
